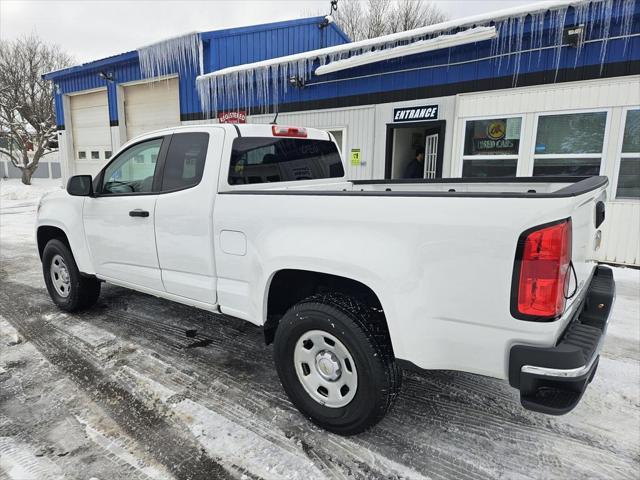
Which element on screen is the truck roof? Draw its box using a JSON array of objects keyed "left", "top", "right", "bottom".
[{"left": 124, "top": 123, "right": 333, "bottom": 148}]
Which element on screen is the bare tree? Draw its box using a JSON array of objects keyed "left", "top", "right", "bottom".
[
  {"left": 331, "top": 0, "right": 365, "bottom": 43},
  {"left": 333, "top": 0, "right": 448, "bottom": 41},
  {"left": 0, "top": 35, "right": 72, "bottom": 185},
  {"left": 388, "top": 0, "right": 448, "bottom": 33},
  {"left": 364, "top": 0, "right": 393, "bottom": 40}
]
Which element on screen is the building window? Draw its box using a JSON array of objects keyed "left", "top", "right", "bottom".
[
  {"left": 91, "top": 151, "right": 100, "bottom": 159},
  {"left": 326, "top": 129, "right": 345, "bottom": 154},
  {"left": 78, "top": 151, "right": 86, "bottom": 159},
  {"left": 105, "top": 151, "right": 112, "bottom": 159},
  {"left": 462, "top": 117, "right": 521, "bottom": 177},
  {"left": 616, "top": 108, "right": 640, "bottom": 199},
  {"left": 533, "top": 112, "right": 607, "bottom": 176}
]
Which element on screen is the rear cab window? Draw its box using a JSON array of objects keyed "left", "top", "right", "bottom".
[
  {"left": 229, "top": 137, "right": 344, "bottom": 185},
  {"left": 161, "top": 132, "right": 209, "bottom": 191}
]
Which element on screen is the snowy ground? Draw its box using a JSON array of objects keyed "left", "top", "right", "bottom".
[{"left": 0, "top": 177, "right": 638, "bottom": 480}]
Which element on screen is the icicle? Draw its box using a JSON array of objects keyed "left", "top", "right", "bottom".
[
  {"left": 597, "top": 0, "right": 614, "bottom": 73},
  {"left": 549, "top": 6, "right": 569, "bottom": 81},
  {"left": 512, "top": 15, "right": 526, "bottom": 86},
  {"left": 620, "top": 0, "right": 635, "bottom": 53},
  {"left": 138, "top": 32, "right": 201, "bottom": 79},
  {"left": 573, "top": 1, "right": 591, "bottom": 67}
]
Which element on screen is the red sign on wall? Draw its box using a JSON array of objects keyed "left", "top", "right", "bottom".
[{"left": 218, "top": 111, "right": 247, "bottom": 124}]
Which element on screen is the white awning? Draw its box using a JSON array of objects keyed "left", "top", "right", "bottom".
[{"left": 314, "top": 27, "right": 497, "bottom": 76}]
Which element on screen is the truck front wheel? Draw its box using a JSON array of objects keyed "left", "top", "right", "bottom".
[
  {"left": 42, "top": 239, "right": 101, "bottom": 312},
  {"left": 274, "top": 293, "right": 401, "bottom": 435}
]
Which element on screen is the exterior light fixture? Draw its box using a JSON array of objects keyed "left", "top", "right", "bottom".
[
  {"left": 289, "top": 76, "right": 305, "bottom": 88},
  {"left": 98, "top": 71, "right": 114, "bottom": 82}
]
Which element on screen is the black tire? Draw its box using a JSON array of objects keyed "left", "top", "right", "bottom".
[
  {"left": 42, "top": 239, "right": 101, "bottom": 312},
  {"left": 274, "top": 293, "right": 401, "bottom": 435}
]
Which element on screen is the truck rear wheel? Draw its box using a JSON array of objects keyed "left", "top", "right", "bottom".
[
  {"left": 274, "top": 293, "right": 401, "bottom": 435},
  {"left": 42, "top": 239, "right": 101, "bottom": 312}
]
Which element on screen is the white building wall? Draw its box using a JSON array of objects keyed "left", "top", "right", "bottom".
[{"left": 452, "top": 76, "right": 640, "bottom": 266}]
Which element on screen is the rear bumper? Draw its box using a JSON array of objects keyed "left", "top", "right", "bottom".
[{"left": 508, "top": 265, "right": 615, "bottom": 415}]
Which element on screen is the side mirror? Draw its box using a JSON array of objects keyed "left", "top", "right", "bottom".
[{"left": 66, "top": 175, "right": 94, "bottom": 196}]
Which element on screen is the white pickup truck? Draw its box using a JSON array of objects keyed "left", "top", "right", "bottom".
[{"left": 37, "top": 124, "right": 615, "bottom": 434}]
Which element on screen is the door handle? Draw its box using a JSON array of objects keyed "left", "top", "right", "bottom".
[{"left": 129, "top": 209, "right": 149, "bottom": 218}]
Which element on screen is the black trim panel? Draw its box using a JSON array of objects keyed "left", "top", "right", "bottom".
[
  {"left": 110, "top": 120, "right": 119, "bottom": 127},
  {"left": 57, "top": 125, "right": 65, "bottom": 131},
  {"left": 384, "top": 120, "right": 446, "bottom": 179},
  {"left": 354, "top": 176, "right": 593, "bottom": 185},
  {"left": 181, "top": 112, "right": 205, "bottom": 122},
  {"left": 220, "top": 176, "right": 608, "bottom": 199}
]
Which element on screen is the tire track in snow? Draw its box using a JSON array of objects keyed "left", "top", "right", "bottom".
[{"left": 0, "top": 301, "right": 232, "bottom": 480}]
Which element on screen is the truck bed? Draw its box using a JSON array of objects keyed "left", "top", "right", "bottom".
[{"left": 222, "top": 176, "right": 608, "bottom": 199}]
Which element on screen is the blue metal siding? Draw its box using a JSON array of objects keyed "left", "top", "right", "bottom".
[
  {"left": 49, "top": 5, "right": 639, "bottom": 127},
  {"left": 204, "top": 18, "right": 348, "bottom": 72},
  {"left": 221, "top": 0, "right": 640, "bottom": 112},
  {"left": 51, "top": 17, "right": 348, "bottom": 126}
]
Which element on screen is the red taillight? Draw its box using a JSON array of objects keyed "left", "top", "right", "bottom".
[
  {"left": 513, "top": 219, "right": 572, "bottom": 320},
  {"left": 272, "top": 125, "right": 307, "bottom": 138}
]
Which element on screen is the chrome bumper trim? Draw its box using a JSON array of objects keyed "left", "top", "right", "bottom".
[{"left": 521, "top": 295, "right": 614, "bottom": 379}]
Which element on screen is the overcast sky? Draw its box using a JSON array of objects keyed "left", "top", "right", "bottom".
[{"left": 1, "top": 0, "right": 531, "bottom": 63}]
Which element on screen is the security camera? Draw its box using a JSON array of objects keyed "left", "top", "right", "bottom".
[
  {"left": 288, "top": 76, "right": 305, "bottom": 88},
  {"left": 318, "top": 14, "right": 334, "bottom": 29}
]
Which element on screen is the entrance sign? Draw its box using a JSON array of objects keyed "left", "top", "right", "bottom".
[{"left": 393, "top": 105, "right": 438, "bottom": 122}]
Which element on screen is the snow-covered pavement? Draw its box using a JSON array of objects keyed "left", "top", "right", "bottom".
[{"left": 0, "top": 178, "right": 638, "bottom": 479}]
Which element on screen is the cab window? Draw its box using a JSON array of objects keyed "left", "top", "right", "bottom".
[
  {"left": 101, "top": 138, "right": 163, "bottom": 194},
  {"left": 160, "top": 132, "right": 209, "bottom": 191},
  {"left": 229, "top": 137, "right": 344, "bottom": 185}
]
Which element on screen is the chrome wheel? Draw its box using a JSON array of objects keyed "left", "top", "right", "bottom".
[
  {"left": 50, "top": 254, "right": 71, "bottom": 298},
  {"left": 294, "top": 330, "right": 358, "bottom": 408}
]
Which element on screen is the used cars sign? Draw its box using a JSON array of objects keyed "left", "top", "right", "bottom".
[{"left": 393, "top": 105, "right": 438, "bottom": 122}]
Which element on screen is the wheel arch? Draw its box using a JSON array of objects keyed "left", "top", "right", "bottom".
[
  {"left": 263, "top": 269, "right": 396, "bottom": 356},
  {"left": 37, "top": 225, "right": 71, "bottom": 260}
]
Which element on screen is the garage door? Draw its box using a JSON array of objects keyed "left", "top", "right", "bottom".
[
  {"left": 70, "top": 90, "right": 111, "bottom": 174},
  {"left": 124, "top": 78, "right": 180, "bottom": 141}
]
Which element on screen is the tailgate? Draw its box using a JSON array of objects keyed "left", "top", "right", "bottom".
[{"left": 564, "top": 186, "right": 608, "bottom": 316}]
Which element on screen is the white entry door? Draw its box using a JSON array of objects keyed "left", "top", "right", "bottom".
[{"left": 424, "top": 133, "right": 438, "bottom": 179}]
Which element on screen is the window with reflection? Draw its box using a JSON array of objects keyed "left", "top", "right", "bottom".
[
  {"left": 462, "top": 117, "right": 522, "bottom": 177},
  {"left": 101, "top": 138, "right": 162, "bottom": 194},
  {"left": 533, "top": 112, "right": 606, "bottom": 176}
]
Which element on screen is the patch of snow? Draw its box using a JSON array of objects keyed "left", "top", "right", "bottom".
[
  {"left": 0, "top": 178, "right": 62, "bottom": 203},
  {"left": 77, "top": 417, "right": 175, "bottom": 480},
  {"left": 0, "top": 437, "right": 64, "bottom": 480},
  {"left": 173, "top": 399, "right": 327, "bottom": 480}
]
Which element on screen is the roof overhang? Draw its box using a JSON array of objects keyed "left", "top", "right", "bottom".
[
  {"left": 197, "top": 0, "right": 589, "bottom": 82},
  {"left": 314, "top": 27, "right": 497, "bottom": 76}
]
